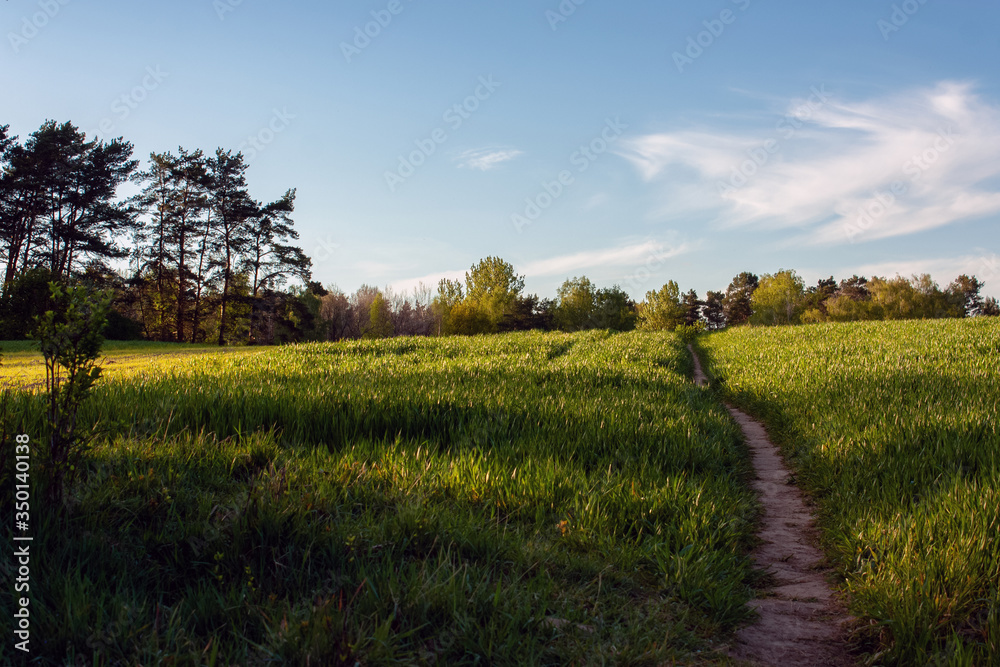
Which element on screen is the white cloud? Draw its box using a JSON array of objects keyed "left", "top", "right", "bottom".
[
  {"left": 518, "top": 240, "right": 692, "bottom": 277},
  {"left": 618, "top": 81, "right": 1000, "bottom": 246},
  {"left": 455, "top": 147, "right": 523, "bottom": 171}
]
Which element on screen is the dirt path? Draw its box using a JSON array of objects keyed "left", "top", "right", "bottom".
[{"left": 689, "top": 346, "right": 852, "bottom": 666}]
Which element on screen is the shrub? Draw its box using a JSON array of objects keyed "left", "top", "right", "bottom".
[{"left": 34, "top": 283, "right": 112, "bottom": 505}]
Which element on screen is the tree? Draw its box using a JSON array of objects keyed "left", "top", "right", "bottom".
[
  {"left": 464, "top": 256, "right": 524, "bottom": 328},
  {"left": 448, "top": 301, "right": 492, "bottom": 335},
  {"left": 0, "top": 267, "right": 58, "bottom": 339},
  {"left": 824, "top": 295, "right": 877, "bottom": 322},
  {"left": 948, "top": 275, "right": 985, "bottom": 317},
  {"left": 554, "top": 276, "right": 597, "bottom": 331},
  {"left": 207, "top": 150, "right": 255, "bottom": 346},
  {"left": 498, "top": 294, "right": 554, "bottom": 332},
  {"left": 241, "top": 190, "right": 311, "bottom": 343},
  {"left": 868, "top": 275, "right": 918, "bottom": 320},
  {"left": 593, "top": 286, "right": 637, "bottom": 331},
  {"left": 750, "top": 270, "right": 805, "bottom": 325},
  {"left": 0, "top": 121, "right": 137, "bottom": 285},
  {"left": 637, "top": 281, "right": 685, "bottom": 331},
  {"left": 682, "top": 289, "right": 702, "bottom": 326},
  {"left": 803, "top": 277, "right": 837, "bottom": 314},
  {"left": 366, "top": 291, "right": 394, "bottom": 339},
  {"left": 982, "top": 297, "right": 1000, "bottom": 317},
  {"left": 34, "top": 283, "right": 112, "bottom": 505},
  {"left": 837, "top": 275, "right": 870, "bottom": 301},
  {"left": 702, "top": 290, "right": 726, "bottom": 330},
  {"left": 320, "top": 287, "right": 352, "bottom": 340},
  {"left": 132, "top": 148, "right": 213, "bottom": 342},
  {"left": 431, "top": 278, "right": 464, "bottom": 335},
  {"left": 723, "top": 272, "right": 758, "bottom": 326}
]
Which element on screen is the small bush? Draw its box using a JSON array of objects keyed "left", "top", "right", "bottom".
[{"left": 34, "top": 283, "right": 112, "bottom": 505}]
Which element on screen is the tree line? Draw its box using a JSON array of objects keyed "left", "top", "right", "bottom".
[
  {"left": 0, "top": 120, "right": 311, "bottom": 344},
  {"left": 312, "top": 261, "right": 997, "bottom": 342},
  {"left": 3, "top": 119, "right": 996, "bottom": 345}
]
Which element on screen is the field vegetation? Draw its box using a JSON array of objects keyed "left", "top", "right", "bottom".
[
  {"left": 698, "top": 318, "right": 1000, "bottom": 665},
  {"left": 1, "top": 331, "right": 758, "bottom": 665}
]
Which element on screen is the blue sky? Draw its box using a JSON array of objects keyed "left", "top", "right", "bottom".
[{"left": 3, "top": 0, "right": 999, "bottom": 299}]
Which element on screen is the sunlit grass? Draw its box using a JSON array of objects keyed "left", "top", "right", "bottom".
[
  {"left": 1, "top": 330, "right": 758, "bottom": 664},
  {"left": 0, "top": 340, "right": 266, "bottom": 390},
  {"left": 698, "top": 318, "right": 1000, "bottom": 665}
]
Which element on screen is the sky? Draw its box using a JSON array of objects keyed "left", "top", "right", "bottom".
[{"left": 3, "top": 0, "right": 999, "bottom": 299}]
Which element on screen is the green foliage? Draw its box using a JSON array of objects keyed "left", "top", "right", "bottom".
[
  {"left": 0, "top": 331, "right": 756, "bottom": 664},
  {"left": 750, "top": 269, "right": 805, "bottom": 325},
  {"left": 870, "top": 274, "right": 962, "bottom": 320},
  {"left": 822, "top": 274, "right": 966, "bottom": 323},
  {"left": 431, "top": 278, "right": 464, "bottom": 335},
  {"left": 637, "top": 281, "right": 685, "bottom": 331},
  {"left": 701, "top": 318, "right": 1000, "bottom": 664},
  {"left": 464, "top": 256, "right": 525, "bottom": 325},
  {"left": 365, "top": 292, "right": 394, "bottom": 339},
  {"left": 593, "top": 286, "right": 637, "bottom": 332},
  {"left": 447, "top": 301, "right": 493, "bottom": 335},
  {"left": 0, "top": 267, "right": 59, "bottom": 339},
  {"left": 702, "top": 291, "right": 726, "bottom": 330},
  {"left": 554, "top": 278, "right": 636, "bottom": 332},
  {"left": 722, "top": 272, "right": 758, "bottom": 326},
  {"left": 554, "top": 276, "right": 596, "bottom": 331},
  {"left": 675, "top": 321, "right": 706, "bottom": 344},
  {"left": 33, "top": 283, "right": 112, "bottom": 505},
  {"left": 102, "top": 309, "right": 145, "bottom": 341}
]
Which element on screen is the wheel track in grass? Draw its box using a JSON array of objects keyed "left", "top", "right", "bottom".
[{"left": 689, "top": 345, "right": 854, "bottom": 666}]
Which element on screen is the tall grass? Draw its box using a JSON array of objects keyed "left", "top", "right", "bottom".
[
  {"left": 1, "top": 330, "right": 758, "bottom": 664},
  {"left": 699, "top": 318, "right": 1000, "bottom": 665}
]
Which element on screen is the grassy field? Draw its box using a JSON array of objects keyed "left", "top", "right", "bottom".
[
  {"left": 698, "top": 318, "right": 1000, "bottom": 665},
  {"left": 0, "top": 340, "right": 265, "bottom": 391},
  {"left": 1, "top": 331, "right": 758, "bottom": 665}
]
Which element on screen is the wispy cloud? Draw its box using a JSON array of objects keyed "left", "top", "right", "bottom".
[
  {"left": 618, "top": 81, "right": 1000, "bottom": 246},
  {"left": 519, "top": 240, "right": 692, "bottom": 278},
  {"left": 455, "top": 147, "right": 523, "bottom": 171}
]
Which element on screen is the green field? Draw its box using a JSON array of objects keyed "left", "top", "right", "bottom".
[
  {"left": 698, "top": 318, "right": 1000, "bottom": 665},
  {"left": 0, "top": 340, "right": 265, "bottom": 391},
  {"left": 0, "top": 332, "right": 758, "bottom": 665}
]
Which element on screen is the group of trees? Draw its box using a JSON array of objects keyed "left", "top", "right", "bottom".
[
  {"left": 3, "top": 120, "right": 997, "bottom": 346},
  {"left": 313, "top": 262, "right": 998, "bottom": 343},
  {"left": 0, "top": 120, "right": 311, "bottom": 344},
  {"left": 640, "top": 270, "right": 999, "bottom": 332}
]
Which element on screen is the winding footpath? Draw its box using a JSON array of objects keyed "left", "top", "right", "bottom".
[{"left": 689, "top": 347, "right": 853, "bottom": 666}]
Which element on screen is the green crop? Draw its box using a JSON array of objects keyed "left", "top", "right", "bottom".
[
  {"left": 1, "top": 330, "right": 757, "bottom": 665},
  {"left": 699, "top": 318, "right": 1000, "bottom": 665}
]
